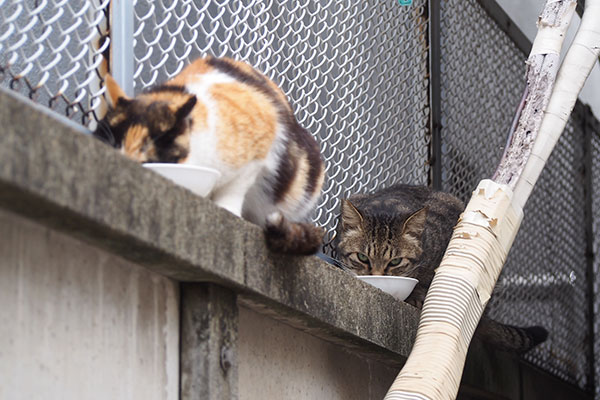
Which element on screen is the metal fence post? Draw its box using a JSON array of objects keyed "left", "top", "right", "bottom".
[
  {"left": 428, "top": 0, "right": 442, "bottom": 189},
  {"left": 110, "top": 0, "right": 134, "bottom": 97}
]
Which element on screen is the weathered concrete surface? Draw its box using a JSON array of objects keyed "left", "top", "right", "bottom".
[
  {"left": 238, "top": 306, "right": 398, "bottom": 400},
  {"left": 0, "top": 209, "right": 179, "bottom": 400},
  {"left": 0, "top": 87, "right": 419, "bottom": 364},
  {"left": 181, "top": 284, "right": 238, "bottom": 400}
]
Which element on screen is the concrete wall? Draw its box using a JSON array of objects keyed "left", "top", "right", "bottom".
[
  {"left": 238, "top": 307, "right": 398, "bottom": 400},
  {"left": 0, "top": 206, "right": 400, "bottom": 400},
  {"left": 0, "top": 209, "right": 180, "bottom": 400}
]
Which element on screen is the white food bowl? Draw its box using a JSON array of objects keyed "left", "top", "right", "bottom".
[
  {"left": 357, "top": 276, "right": 418, "bottom": 301},
  {"left": 143, "top": 163, "right": 221, "bottom": 197}
]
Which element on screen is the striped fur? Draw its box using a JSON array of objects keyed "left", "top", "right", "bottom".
[
  {"left": 93, "top": 57, "right": 325, "bottom": 255},
  {"left": 334, "top": 185, "right": 548, "bottom": 353}
]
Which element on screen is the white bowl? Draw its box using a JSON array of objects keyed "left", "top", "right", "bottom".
[
  {"left": 357, "top": 276, "right": 418, "bottom": 301},
  {"left": 143, "top": 163, "right": 221, "bottom": 197}
]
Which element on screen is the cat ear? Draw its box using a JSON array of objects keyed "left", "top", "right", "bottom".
[
  {"left": 341, "top": 200, "right": 364, "bottom": 231},
  {"left": 172, "top": 95, "right": 197, "bottom": 120},
  {"left": 401, "top": 207, "right": 428, "bottom": 240},
  {"left": 104, "top": 74, "right": 130, "bottom": 107}
]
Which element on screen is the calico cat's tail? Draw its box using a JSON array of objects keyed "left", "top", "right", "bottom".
[
  {"left": 264, "top": 212, "right": 324, "bottom": 255},
  {"left": 476, "top": 318, "right": 549, "bottom": 353}
]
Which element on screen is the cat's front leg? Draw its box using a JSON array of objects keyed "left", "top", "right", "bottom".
[
  {"left": 210, "top": 161, "right": 265, "bottom": 217},
  {"left": 405, "top": 286, "right": 427, "bottom": 309}
]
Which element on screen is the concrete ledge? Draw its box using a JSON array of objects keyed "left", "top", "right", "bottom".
[{"left": 0, "top": 87, "right": 418, "bottom": 365}]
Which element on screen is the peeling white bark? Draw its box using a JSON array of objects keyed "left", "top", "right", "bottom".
[
  {"left": 514, "top": 0, "right": 600, "bottom": 208},
  {"left": 493, "top": 0, "right": 576, "bottom": 187}
]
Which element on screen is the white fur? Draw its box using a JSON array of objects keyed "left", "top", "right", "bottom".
[
  {"left": 181, "top": 70, "right": 318, "bottom": 223},
  {"left": 182, "top": 71, "right": 257, "bottom": 216}
]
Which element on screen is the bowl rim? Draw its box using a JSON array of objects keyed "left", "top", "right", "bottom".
[
  {"left": 143, "top": 163, "right": 220, "bottom": 173},
  {"left": 357, "top": 275, "right": 419, "bottom": 283}
]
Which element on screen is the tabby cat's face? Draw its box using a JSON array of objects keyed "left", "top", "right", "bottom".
[
  {"left": 93, "top": 75, "right": 196, "bottom": 163},
  {"left": 336, "top": 200, "right": 427, "bottom": 277}
]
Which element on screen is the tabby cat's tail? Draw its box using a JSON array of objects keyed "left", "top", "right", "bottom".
[
  {"left": 264, "top": 212, "right": 324, "bottom": 255},
  {"left": 476, "top": 318, "right": 549, "bottom": 353}
]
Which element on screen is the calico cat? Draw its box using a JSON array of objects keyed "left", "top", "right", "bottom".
[
  {"left": 335, "top": 184, "right": 548, "bottom": 353},
  {"left": 93, "top": 56, "right": 325, "bottom": 255}
]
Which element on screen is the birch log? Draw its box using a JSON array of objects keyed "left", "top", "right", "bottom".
[
  {"left": 493, "top": 1, "right": 576, "bottom": 187},
  {"left": 383, "top": 0, "right": 600, "bottom": 399},
  {"left": 514, "top": 0, "right": 600, "bottom": 208}
]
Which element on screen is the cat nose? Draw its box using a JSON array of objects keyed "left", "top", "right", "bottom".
[{"left": 371, "top": 270, "right": 385, "bottom": 276}]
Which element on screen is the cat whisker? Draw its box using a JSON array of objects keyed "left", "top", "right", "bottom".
[
  {"left": 315, "top": 252, "right": 355, "bottom": 274},
  {"left": 97, "top": 120, "right": 116, "bottom": 146},
  {"left": 95, "top": 121, "right": 110, "bottom": 141}
]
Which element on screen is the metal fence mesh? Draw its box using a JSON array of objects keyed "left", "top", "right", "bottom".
[
  {"left": 497, "top": 115, "right": 590, "bottom": 388},
  {"left": 131, "top": 0, "right": 431, "bottom": 239},
  {"left": 0, "top": 0, "right": 109, "bottom": 125},
  {"left": 441, "top": 0, "right": 592, "bottom": 389},
  {"left": 591, "top": 120, "right": 600, "bottom": 399}
]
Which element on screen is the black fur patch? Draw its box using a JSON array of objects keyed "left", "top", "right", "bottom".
[
  {"left": 265, "top": 215, "right": 324, "bottom": 255},
  {"left": 207, "top": 57, "right": 269, "bottom": 91},
  {"left": 289, "top": 119, "right": 323, "bottom": 196},
  {"left": 93, "top": 113, "right": 128, "bottom": 147},
  {"left": 92, "top": 98, "right": 191, "bottom": 163},
  {"left": 144, "top": 84, "right": 188, "bottom": 95},
  {"left": 270, "top": 116, "right": 324, "bottom": 203},
  {"left": 207, "top": 57, "right": 287, "bottom": 113},
  {"left": 151, "top": 118, "right": 190, "bottom": 163},
  {"left": 271, "top": 140, "right": 297, "bottom": 203}
]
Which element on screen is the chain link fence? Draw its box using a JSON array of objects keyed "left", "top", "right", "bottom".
[
  {"left": 0, "top": 0, "right": 109, "bottom": 125},
  {"left": 590, "top": 116, "right": 600, "bottom": 399},
  {"left": 1, "top": 0, "right": 600, "bottom": 395},
  {"left": 131, "top": 0, "right": 431, "bottom": 241},
  {"left": 0, "top": 0, "right": 431, "bottom": 242}
]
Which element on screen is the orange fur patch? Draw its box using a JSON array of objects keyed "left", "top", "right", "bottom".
[
  {"left": 105, "top": 74, "right": 128, "bottom": 106},
  {"left": 123, "top": 124, "right": 149, "bottom": 161},
  {"left": 139, "top": 91, "right": 189, "bottom": 108},
  {"left": 224, "top": 57, "right": 293, "bottom": 114},
  {"left": 168, "top": 58, "right": 213, "bottom": 86},
  {"left": 108, "top": 111, "right": 128, "bottom": 126},
  {"left": 211, "top": 82, "right": 277, "bottom": 167},
  {"left": 190, "top": 99, "right": 208, "bottom": 133}
]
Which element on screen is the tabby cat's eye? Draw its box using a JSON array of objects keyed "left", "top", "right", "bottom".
[
  {"left": 357, "top": 253, "right": 369, "bottom": 263},
  {"left": 388, "top": 258, "right": 402, "bottom": 267}
]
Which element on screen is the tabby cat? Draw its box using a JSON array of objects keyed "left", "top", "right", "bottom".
[
  {"left": 335, "top": 184, "right": 548, "bottom": 353},
  {"left": 93, "top": 56, "right": 325, "bottom": 255}
]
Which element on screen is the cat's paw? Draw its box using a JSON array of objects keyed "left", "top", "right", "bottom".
[
  {"left": 266, "top": 212, "right": 284, "bottom": 227},
  {"left": 265, "top": 212, "right": 324, "bottom": 255}
]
